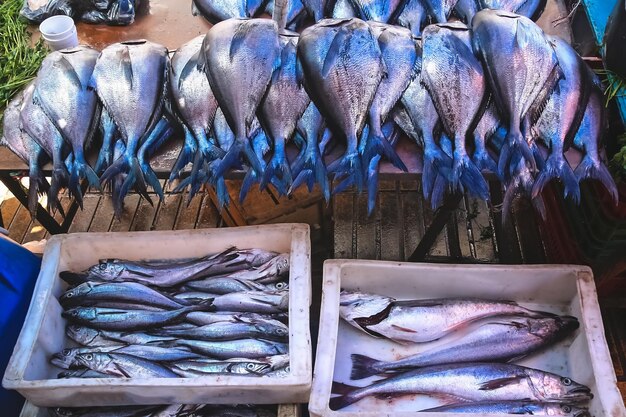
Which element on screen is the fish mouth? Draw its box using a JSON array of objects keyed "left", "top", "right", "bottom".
[
  {"left": 574, "top": 410, "right": 591, "bottom": 417},
  {"left": 564, "top": 386, "right": 594, "bottom": 401},
  {"left": 50, "top": 356, "right": 72, "bottom": 369},
  {"left": 558, "top": 315, "right": 580, "bottom": 332}
]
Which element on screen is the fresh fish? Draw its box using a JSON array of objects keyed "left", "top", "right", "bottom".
[
  {"left": 183, "top": 276, "right": 277, "bottom": 294},
  {"left": 175, "top": 338, "right": 288, "bottom": 359},
  {"left": 339, "top": 291, "right": 550, "bottom": 343},
  {"left": 350, "top": 315, "right": 579, "bottom": 378},
  {"left": 421, "top": 22, "right": 489, "bottom": 199},
  {"left": 202, "top": 18, "right": 281, "bottom": 178},
  {"left": 167, "top": 358, "right": 272, "bottom": 376},
  {"left": 62, "top": 301, "right": 212, "bottom": 331},
  {"left": 49, "top": 405, "right": 160, "bottom": 417},
  {"left": 472, "top": 9, "right": 562, "bottom": 175},
  {"left": 302, "top": 0, "right": 329, "bottom": 21},
  {"left": 329, "top": 363, "right": 592, "bottom": 410},
  {"left": 258, "top": 31, "right": 310, "bottom": 194},
  {"left": 348, "top": 0, "right": 407, "bottom": 22},
  {"left": 1, "top": 88, "right": 49, "bottom": 216},
  {"left": 60, "top": 281, "right": 189, "bottom": 310},
  {"left": 332, "top": 0, "right": 356, "bottom": 18},
  {"left": 361, "top": 23, "right": 414, "bottom": 212},
  {"left": 423, "top": 401, "right": 589, "bottom": 416},
  {"left": 33, "top": 46, "right": 101, "bottom": 198},
  {"left": 208, "top": 253, "right": 290, "bottom": 284},
  {"left": 265, "top": 0, "right": 307, "bottom": 30},
  {"left": 421, "top": 0, "right": 458, "bottom": 22},
  {"left": 93, "top": 40, "right": 169, "bottom": 203},
  {"left": 455, "top": 0, "right": 481, "bottom": 24},
  {"left": 75, "top": 352, "right": 179, "bottom": 378},
  {"left": 185, "top": 311, "right": 288, "bottom": 326},
  {"left": 58, "top": 368, "right": 115, "bottom": 379},
  {"left": 480, "top": 0, "right": 547, "bottom": 20},
  {"left": 471, "top": 99, "right": 500, "bottom": 174},
  {"left": 66, "top": 325, "right": 176, "bottom": 347},
  {"left": 155, "top": 317, "right": 289, "bottom": 341},
  {"left": 169, "top": 35, "right": 228, "bottom": 205},
  {"left": 298, "top": 18, "right": 385, "bottom": 191},
  {"left": 265, "top": 365, "right": 291, "bottom": 378},
  {"left": 210, "top": 291, "right": 288, "bottom": 313},
  {"left": 572, "top": 68, "right": 618, "bottom": 203},
  {"left": 94, "top": 108, "right": 117, "bottom": 175},
  {"left": 51, "top": 346, "right": 121, "bottom": 369},
  {"left": 396, "top": 0, "right": 427, "bottom": 36},
  {"left": 531, "top": 36, "right": 590, "bottom": 203},
  {"left": 192, "top": 0, "right": 247, "bottom": 23}
]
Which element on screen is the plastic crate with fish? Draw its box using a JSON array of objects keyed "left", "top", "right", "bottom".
[
  {"left": 2, "top": 224, "right": 312, "bottom": 407},
  {"left": 309, "top": 261, "right": 625, "bottom": 417}
]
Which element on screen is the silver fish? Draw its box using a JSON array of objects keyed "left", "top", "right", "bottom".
[
  {"left": 421, "top": 22, "right": 489, "bottom": 199},
  {"left": 175, "top": 338, "right": 288, "bottom": 359},
  {"left": 66, "top": 325, "right": 176, "bottom": 347},
  {"left": 51, "top": 346, "right": 121, "bottom": 369},
  {"left": 455, "top": 0, "right": 481, "bottom": 24},
  {"left": 185, "top": 311, "right": 287, "bottom": 326},
  {"left": 211, "top": 291, "right": 289, "bottom": 313},
  {"left": 329, "top": 363, "right": 592, "bottom": 410},
  {"left": 57, "top": 368, "right": 115, "bottom": 379},
  {"left": 167, "top": 358, "right": 271, "bottom": 377},
  {"left": 332, "top": 0, "right": 356, "bottom": 18},
  {"left": 339, "top": 291, "right": 550, "bottom": 343},
  {"left": 183, "top": 275, "right": 280, "bottom": 295},
  {"left": 75, "top": 352, "right": 179, "bottom": 378},
  {"left": 348, "top": 0, "right": 407, "bottom": 22},
  {"left": 202, "top": 18, "right": 281, "bottom": 178},
  {"left": 422, "top": 401, "right": 589, "bottom": 416},
  {"left": 60, "top": 281, "right": 188, "bottom": 310},
  {"left": 62, "top": 301, "right": 212, "bottom": 331},
  {"left": 298, "top": 18, "right": 385, "bottom": 191},
  {"left": 350, "top": 315, "right": 579, "bottom": 378},
  {"left": 33, "top": 46, "right": 100, "bottom": 195},
  {"left": 208, "top": 253, "right": 290, "bottom": 284},
  {"left": 155, "top": 317, "right": 289, "bottom": 341}
]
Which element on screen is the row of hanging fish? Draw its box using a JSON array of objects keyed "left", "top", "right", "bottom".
[
  {"left": 192, "top": 0, "right": 546, "bottom": 35},
  {"left": 330, "top": 292, "right": 592, "bottom": 414},
  {"left": 48, "top": 404, "right": 277, "bottom": 417},
  {"left": 0, "top": 11, "right": 617, "bottom": 221},
  {"left": 52, "top": 248, "right": 291, "bottom": 379},
  {"left": 21, "top": 0, "right": 139, "bottom": 25}
]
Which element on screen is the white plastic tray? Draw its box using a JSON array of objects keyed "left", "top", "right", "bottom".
[
  {"left": 3, "top": 224, "right": 312, "bottom": 407},
  {"left": 310, "top": 260, "right": 625, "bottom": 417}
]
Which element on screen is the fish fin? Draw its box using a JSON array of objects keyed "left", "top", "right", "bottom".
[
  {"left": 353, "top": 303, "right": 393, "bottom": 327},
  {"left": 187, "top": 298, "right": 215, "bottom": 313},
  {"left": 390, "top": 324, "right": 417, "bottom": 333},
  {"left": 575, "top": 155, "right": 618, "bottom": 205},
  {"left": 532, "top": 154, "right": 579, "bottom": 203},
  {"left": 514, "top": 19, "right": 531, "bottom": 50},
  {"left": 361, "top": 128, "right": 407, "bottom": 174},
  {"left": 322, "top": 28, "right": 351, "bottom": 79},
  {"left": 260, "top": 151, "right": 292, "bottom": 193},
  {"left": 350, "top": 354, "right": 382, "bottom": 380},
  {"left": 249, "top": 296, "right": 280, "bottom": 306},
  {"left": 458, "top": 156, "right": 490, "bottom": 201},
  {"left": 113, "top": 362, "right": 132, "bottom": 378},
  {"left": 215, "top": 177, "right": 231, "bottom": 209},
  {"left": 367, "top": 155, "right": 380, "bottom": 215},
  {"left": 392, "top": 299, "right": 443, "bottom": 307},
  {"left": 479, "top": 376, "right": 526, "bottom": 391},
  {"left": 170, "top": 127, "right": 198, "bottom": 180},
  {"left": 430, "top": 174, "right": 448, "bottom": 210},
  {"left": 295, "top": 55, "right": 305, "bottom": 86},
  {"left": 499, "top": 131, "right": 534, "bottom": 177},
  {"left": 240, "top": 169, "right": 260, "bottom": 203},
  {"left": 116, "top": 47, "right": 134, "bottom": 90},
  {"left": 191, "top": 0, "right": 199, "bottom": 15},
  {"left": 328, "top": 395, "right": 355, "bottom": 411},
  {"left": 230, "top": 21, "right": 254, "bottom": 60},
  {"left": 331, "top": 381, "right": 359, "bottom": 395},
  {"left": 55, "top": 55, "right": 84, "bottom": 90}
]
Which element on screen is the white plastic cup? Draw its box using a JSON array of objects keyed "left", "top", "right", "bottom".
[{"left": 39, "top": 15, "right": 78, "bottom": 51}]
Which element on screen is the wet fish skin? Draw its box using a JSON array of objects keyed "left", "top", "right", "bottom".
[
  {"left": 202, "top": 18, "right": 281, "bottom": 178},
  {"left": 62, "top": 300, "right": 212, "bottom": 331},
  {"left": 51, "top": 346, "right": 121, "bottom": 369},
  {"left": 154, "top": 317, "right": 289, "bottom": 341},
  {"left": 75, "top": 352, "right": 179, "bottom": 378},
  {"left": 210, "top": 290, "right": 289, "bottom": 313},
  {"left": 298, "top": 18, "right": 385, "bottom": 191},
  {"left": 60, "top": 281, "right": 189, "bottom": 310},
  {"left": 471, "top": 99, "right": 500, "bottom": 175},
  {"left": 33, "top": 45, "right": 101, "bottom": 196},
  {"left": 207, "top": 253, "right": 290, "bottom": 284},
  {"left": 422, "top": 401, "right": 590, "bottom": 416},
  {"left": 185, "top": 311, "right": 288, "bottom": 326},
  {"left": 329, "top": 363, "right": 592, "bottom": 410},
  {"left": 396, "top": 0, "right": 427, "bottom": 36},
  {"left": 167, "top": 358, "right": 272, "bottom": 376},
  {"left": 175, "top": 338, "right": 288, "bottom": 359},
  {"left": 350, "top": 315, "right": 579, "bottom": 378},
  {"left": 480, "top": 0, "right": 547, "bottom": 20},
  {"left": 421, "top": 0, "right": 458, "bottom": 22},
  {"left": 455, "top": 0, "right": 481, "bottom": 24},
  {"left": 339, "top": 291, "right": 552, "bottom": 343},
  {"left": 192, "top": 0, "right": 247, "bottom": 24},
  {"left": 1, "top": 88, "right": 50, "bottom": 217},
  {"left": 332, "top": 0, "right": 356, "bottom": 18},
  {"left": 94, "top": 108, "right": 117, "bottom": 175},
  {"left": 57, "top": 368, "right": 115, "bottom": 379},
  {"left": 348, "top": 0, "right": 407, "bottom": 23},
  {"left": 421, "top": 22, "right": 489, "bottom": 199},
  {"left": 66, "top": 325, "right": 176, "bottom": 347}
]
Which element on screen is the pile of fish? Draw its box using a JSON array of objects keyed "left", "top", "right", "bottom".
[
  {"left": 192, "top": 0, "right": 546, "bottom": 34},
  {"left": 51, "top": 247, "right": 291, "bottom": 379},
  {"left": 1, "top": 11, "right": 618, "bottom": 222},
  {"left": 48, "top": 404, "right": 277, "bottom": 417},
  {"left": 331, "top": 291, "right": 593, "bottom": 414},
  {"left": 21, "top": 0, "right": 139, "bottom": 25}
]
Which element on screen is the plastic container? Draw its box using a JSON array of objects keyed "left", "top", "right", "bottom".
[
  {"left": 39, "top": 15, "right": 78, "bottom": 51},
  {"left": 309, "top": 261, "right": 625, "bottom": 417},
  {"left": 3, "top": 225, "right": 312, "bottom": 407}
]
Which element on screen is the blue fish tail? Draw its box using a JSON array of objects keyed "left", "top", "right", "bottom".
[
  {"left": 240, "top": 169, "right": 259, "bottom": 203},
  {"left": 501, "top": 130, "right": 535, "bottom": 176},
  {"left": 430, "top": 174, "right": 448, "bottom": 210},
  {"left": 140, "top": 161, "right": 163, "bottom": 201},
  {"left": 532, "top": 154, "right": 579, "bottom": 204},
  {"left": 215, "top": 177, "right": 230, "bottom": 209},
  {"left": 367, "top": 155, "right": 382, "bottom": 215},
  {"left": 458, "top": 156, "right": 489, "bottom": 201},
  {"left": 472, "top": 148, "right": 498, "bottom": 177},
  {"left": 290, "top": 169, "right": 312, "bottom": 195},
  {"left": 361, "top": 129, "right": 407, "bottom": 173},
  {"left": 328, "top": 151, "right": 364, "bottom": 192},
  {"left": 170, "top": 128, "right": 198, "bottom": 181},
  {"left": 575, "top": 155, "right": 619, "bottom": 205}
]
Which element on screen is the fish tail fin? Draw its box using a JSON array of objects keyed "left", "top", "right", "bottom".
[
  {"left": 328, "top": 151, "right": 363, "bottom": 192},
  {"left": 362, "top": 130, "right": 407, "bottom": 173},
  {"left": 170, "top": 128, "right": 198, "bottom": 181},
  {"left": 500, "top": 130, "right": 534, "bottom": 177},
  {"left": 100, "top": 155, "right": 130, "bottom": 187},
  {"left": 27, "top": 168, "right": 43, "bottom": 218},
  {"left": 532, "top": 154, "right": 580, "bottom": 203},
  {"left": 329, "top": 384, "right": 359, "bottom": 410},
  {"left": 290, "top": 169, "right": 312, "bottom": 194},
  {"left": 430, "top": 174, "right": 448, "bottom": 210},
  {"left": 94, "top": 145, "right": 113, "bottom": 175},
  {"left": 260, "top": 145, "right": 292, "bottom": 194},
  {"left": 131, "top": 157, "right": 153, "bottom": 203},
  {"left": 186, "top": 298, "right": 215, "bottom": 313},
  {"left": 473, "top": 147, "right": 498, "bottom": 176},
  {"left": 502, "top": 177, "right": 520, "bottom": 225},
  {"left": 240, "top": 169, "right": 259, "bottom": 203},
  {"left": 459, "top": 157, "right": 490, "bottom": 201},
  {"left": 575, "top": 155, "right": 618, "bottom": 205},
  {"left": 70, "top": 153, "right": 101, "bottom": 195},
  {"left": 367, "top": 155, "right": 381, "bottom": 215},
  {"left": 423, "top": 143, "right": 452, "bottom": 200},
  {"left": 350, "top": 353, "right": 382, "bottom": 380},
  {"left": 140, "top": 159, "right": 163, "bottom": 201},
  {"left": 290, "top": 146, "right": 329, "bottom": 200},
  {"left": 215, "top": 177, "right": 230, "bottom": 209}
]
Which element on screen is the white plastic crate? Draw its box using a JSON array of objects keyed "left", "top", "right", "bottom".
[
  {"left": 3, "top": 224, "right": 312, "bottom": 407},
  {"left": 309, "top": 260, "right": 625, "bottom": 417}
]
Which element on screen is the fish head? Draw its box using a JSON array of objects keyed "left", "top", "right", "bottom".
[
  {"left": 528, "top": 370, "right": 593, "bottom": 403},
  {"left": 273, "top": 253, "right": 291, "bottom": 277},
  {"left": 270, "top": 281, "right": 289, "bottom": 291},
  {"left": 89, "top": 260, "right": 126, "bottom": 279},
  {"left": 66, "top": 325, "right": 100, "bottom": 345},
  {"left": 63, "top": 307, "right": 98, "bottom": 323},
  {"left": 59, "top": 282, "right": 94, "bottom": 304},
  {"left": 529, "top": 315, "right": 579, "bottom": 340},
  {"left": 257, "top": 321, "right": 290, "bottom": 340},
  {"left": 339, "top": 291, "right": 393, "bottom": 327},
  {"left": 546, "top": 404, "right": 591, "bottom": 417},
  {"left": 244, "top": 361, "right": 272, "bottom": 375},
  {"left": 50, "top": 348, "right": 82, "bottom": 369},
  {"left": 75, "top": 352, "right": 112, "bottom": 373}
]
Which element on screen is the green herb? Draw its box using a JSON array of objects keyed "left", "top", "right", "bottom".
[
  {"left": 0, "top": 0, "right": 48, "bottom": 120},
  {"left": 611, "top": 133, "right": 626, "bottom": 181},
  {"left": 595, "top": 69, "right": 626, "bottom": 107}
]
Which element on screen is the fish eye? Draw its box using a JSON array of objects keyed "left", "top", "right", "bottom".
[
  {"left": 65, "top": 292, "right": 73, "bottom": 298},
  {"left": 562, "top": 405, "right": 572, "bottom": 413},
  {"left": 247, "top": 363, "right": 256, "bottom": 370},
  {"left": 285, "top": 366, "right": 290, "bottom": 372},
  {"left": 275, "top": 282, "right": 286, "bottom": 290},
  {"left": 276, "top": 328, "right": 287, "bottom": 334},
  {"left": 62, "top": 349, "right": 71, "bottom": 356},
  {"left": 561, "top": 377, "right": 572, "bottom": 386},
  {"left": 84, "top": 354, "right": 93, "bottom": 360}
]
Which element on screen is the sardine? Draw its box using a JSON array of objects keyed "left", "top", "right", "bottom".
[
  {"left": 33, "top": 46, "right": 101, "bottom": 197},
  {"left": 329, "top": 363, "right": 592, "bottom": 410},
  {"left": 175, "top": 338, "right": 288, "bottom": 359},
  {"left": 350, "top": 315, "right": 579, "bottom": 378},
  {"left": 154, "top": 317, "right": 289, "bottom": 341},
  {"left": 202, "top": 18, "right": 281, "bottom": 178},
  {"left": 472, "top": 9, "right": 562, "bottom": 175},
  {"left": 60, "top": 281, "right": 189, "bottom": 310},
  {"left": 421, "top": 22, "right": 489, "bottom": 199},
  {"left": 339, "top": 291, "right": 551, "bottom": 343},
  {"left": 298, "top": 18, "right": 385, "bottom": 191},
  {"left": 93, "top": 40, "right": 169, "bottom": 205},
  {"left": 75, "top": 352, "right": 179, "bottom": 378},
  {"left": 258, "top": 31, "right": 310, "bottom": 194},
  {"left": 423, "top": 401, "right": 589, "bottom": 416},
  {"left": 62, "top": 301, "right": 212, "bottom": 331}
]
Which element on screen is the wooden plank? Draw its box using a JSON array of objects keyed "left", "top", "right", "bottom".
[
  {"left": 196, "top": 195, "right": 221, "bottom": 229},
  {"left": 88, "top": 196, "right": 115, "bottom": 233},
  {"left": 174, "top": 193, "right": 203, "bottom": 230},
  {"left": 22, "top": 220, "right": 47, "bottom": 244},
  {"left": 8, "top": 205, "right": 32, "bottom": 243},
  {"left": 356, "top": 193, "right": 378, "bottom": 260},
  {"left": 68, "top": 194, "right": 101, "bottom": 233},
  {"left": 469, "top": 197, "right": 497, "bottom": 262},
  {"left": 379, "top": 186, "right": 401, "bottom": 261},
  {"left": 489, "top": 181, "right": 522, "bottom": 263},
  {"left": 514, "top": 201, "right": 547, "bottom": 264},
  {"left": 401, "top": 189, "right": 421, "bottom": 261},
  {"left": 130, "top": 196, "right": 160, "bottom": 232},
  {"left": 333, "top": 192, "right": 355, "bottom": 259},
  {"left": 109, "top": 194, "right": 141, "bottom": 232},
  {"left": 153, "top": 193, "right": 183, "bottom": 231},
  {"left": 42, "top": 194, "right": 73, "bottom": 239},
  {"left": 1, "top": 197, "right": 19, "bottom": 229}
]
